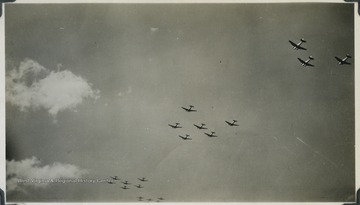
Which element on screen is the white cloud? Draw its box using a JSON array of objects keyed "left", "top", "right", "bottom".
[
  {"left": 6, "top": 58, "right": 100, "bottom": 117},
  {"left": 6, "top": 157, "right": 88, "bottom": 193}
]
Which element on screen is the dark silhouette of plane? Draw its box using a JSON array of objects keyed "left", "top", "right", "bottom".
[
  {"left": 179, "top": 134, "right": 192, "bottom": 140},
  {"left": 204, "top": 131, "right": 217, "bottom": 137},
  {"left": 135, "top": 184, "right": 144, "bottom": 188},
  {"left": 122, "top": 180, "right": 131, "bottom": 185},
  {"left": 181, "top": 105, "right": 197, "bottom": 112},
  {"left": 110, "top": 176, "right": 120, "bottom": 180},
  {"left": 194, "top": 123, "right": 207, "bottom": 129},
  {"left": 335, "top": 54, "right": 352, "bottom": 65},
  {"left": 157, "top": 197, "right": 164, "bottom": 201},
  {"left": 138, "top": 177, "right": 148, "bottom": 182},
  {"left": 289, "top": 38, "right": 307, "bottom": 50},
  {"left": 137, "top": 196, "right": 144, "bottom": 201},
  {"left": 121, "top": 185, "right": 130, "bottom": 189},
  {"left": 225, "top": 120, "right": 239, "bottom": 126},
  {"left": 168, "top": 123, "right": 182, "bottom": 129},
  {"left": 298, "top": 56, "right": 314, "bottom": 67},
  {"left": 107, "top": 181, "right": 116, "bottom": 184}
]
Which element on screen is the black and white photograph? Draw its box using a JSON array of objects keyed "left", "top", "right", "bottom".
[{"left": 3, "top": 2, "right": 356, "bottom": 202}]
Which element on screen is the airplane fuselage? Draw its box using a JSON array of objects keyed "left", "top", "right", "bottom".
[
  {"left": 226, "top": 121, "right": 239, "bottom": 126},
  {"left": 205, "top": 132, "right": 217, "bottom": 137},
  {"left": 293, "top": 41, "right": 303, "bottom": 50},
  {"left": 339, "top": 57, "right": 349, "bottom": 64},
  {"left": 182, "top": 106, "right": 197, "bottom": 112},
  {"left": 169, "top": 124, "right": 181, "bottom": 128},
  {"left": 300, "top": 58, "right": 313, "bottom": 67},
  {"left": 194, "top": 124, "right": 207, "bottom": 129}
]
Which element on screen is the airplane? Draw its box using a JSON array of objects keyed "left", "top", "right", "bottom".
[
  {"left": 137, "top": 196, "right": 144, "bottom": 201},
  {"left": 138, "top": 177, "right": 148, "bottom": 182},
  {"left": 179, "top": 134, "right": 192, "bottom": 140},
  {"left": 181, "top": 105, "right": 197, "bottom": 112},
  {"left": 107, "top": 181, "right": 116, "bottom": 184},
  {"left": 225, "top": 120, "right": 239, "bottom": 126},
  {"left": 289, "top": 38, "right": 307, "bottom": 50},
  {"left": 135, "top": 184, "right": 144, "bottom": 188},
  {"left": 157, "top": 197, "right": 164, "bottom": 201},
  {"left": 204, "top": 131, "right": 217, "bottom": 137},
  {"left": 194, "top": 123, "right": 208, "bottom": 130},
  {"left": 110, "top": 176, "right": 120, "bottom": 180},
  {"left": 168, "top": 123, "right": 182, "bottom": 129},
  {"left": 122, "top": 180, "right": 131, "bottom": 185},
  {"left": 121, "top": 185, "right": 130, "bottom": 189},
  {"left": 297, "top": 56, "right": 314, "bottom": 67},
  {"left": 335, "top": 54, "right": 352, "bottom": 65}
]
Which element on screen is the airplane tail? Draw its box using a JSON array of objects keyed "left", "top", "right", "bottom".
[
  {"left": 346, "top": 54, "right": 352, "bottom": 58},
  {"left": 300, "top": 38, "right": 306, "bottom": 43},
  {"left": 309, "top": 56, "right": 314, "bottom": 60}
]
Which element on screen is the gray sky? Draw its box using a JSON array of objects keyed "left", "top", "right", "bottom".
[{"left": 5, "top": 3, "right": 355, "bottom": 202}]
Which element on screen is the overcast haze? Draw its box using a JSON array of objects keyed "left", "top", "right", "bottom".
[{"left": 5, "top": 3, "right": 355, "bottom": 202}]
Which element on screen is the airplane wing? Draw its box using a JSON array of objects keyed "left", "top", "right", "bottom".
[
  {"left": 297, "top": 58, "right": 306, "bottom": 64},
  {"left": 297, "top": 45, "right": 307, "bottom": 50},
  {"left": 305, "top": 62, "right": 314, "bottom": 67},
  {"left": 335, "top": 56, "right": 343, "bottom": 62},
  {"left": 289, "top": 40, "right": 297, "bottom": 47},
  {"left": 342, "top": 61, "right": 351, "bottom": 65}
]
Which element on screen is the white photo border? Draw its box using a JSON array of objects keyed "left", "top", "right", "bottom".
[{"left": 0, "top": 1, "right": 358, "bottom": 204}]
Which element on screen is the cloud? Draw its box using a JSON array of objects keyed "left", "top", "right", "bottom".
[
  {"left": 6, "top": 157, "right": 88, "bottom": 193},
  {"left": 6, "top": 58, "right": 100, "bottom": 117}
]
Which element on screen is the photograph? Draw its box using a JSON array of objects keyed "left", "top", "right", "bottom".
[{"left": 4, "top": 2, "right": 355, "bottom": 202}]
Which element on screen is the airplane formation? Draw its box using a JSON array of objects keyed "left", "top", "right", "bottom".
[
  {"left": 106, "top": 176, "right": 164, "bottom": 202},
  {"left": 169, "top": 105, "right": 239, "bottom": 141},
  {"left": 104, "top": 39, "right": 352, "bottom": 202},
  {"left": 138, "top": 197, "right": 165, "bottom": 203},
  {"left": 289, "top": 38, "right": 352, "bottom": 67}
]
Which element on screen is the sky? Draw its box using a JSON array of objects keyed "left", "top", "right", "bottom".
[{"left": 4, "top": 3, "right": 355, "bottom": 202}]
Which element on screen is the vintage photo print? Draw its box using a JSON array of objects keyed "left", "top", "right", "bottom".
[{"left": 4, "top": 2, "right": 355, "bottom": 202}]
